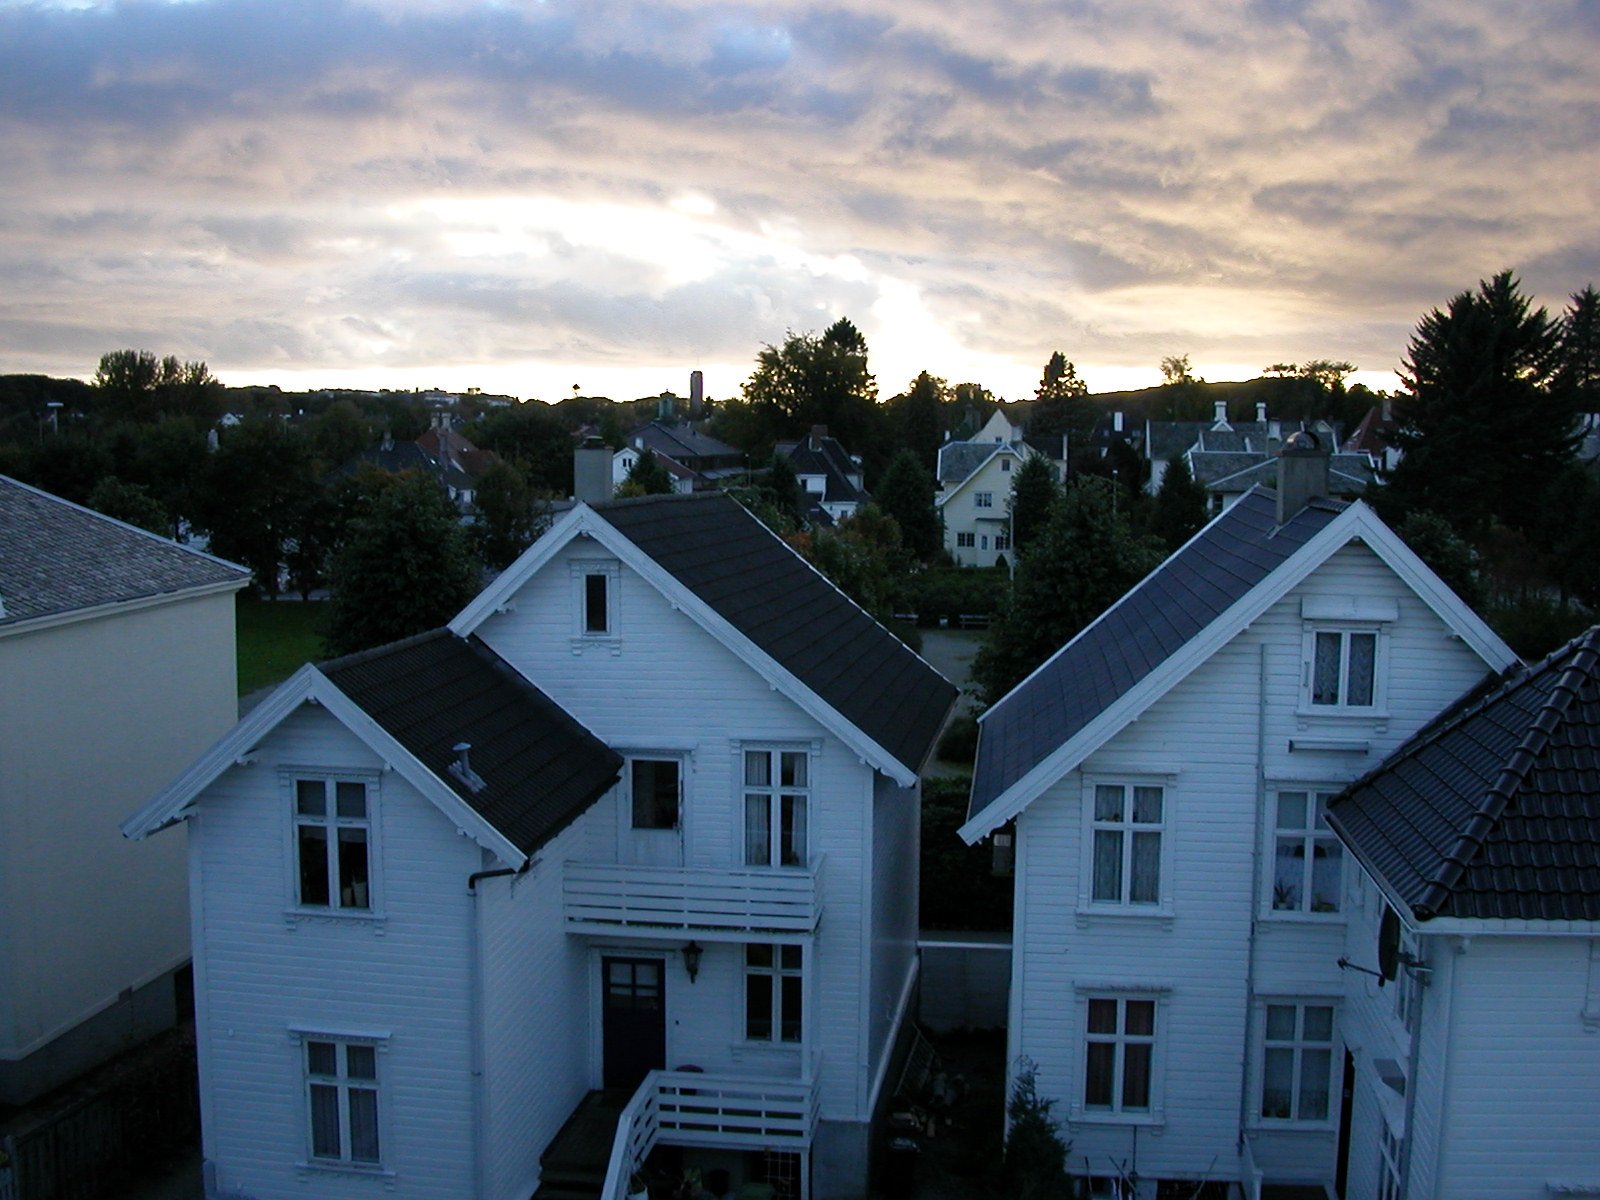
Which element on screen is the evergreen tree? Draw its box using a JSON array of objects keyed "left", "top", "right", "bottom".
[
  {"left": 1394, "top": 510, "right": 1483, "bottom": 610},
  {"left": 872, "top": 448, "right": 941, "bottom": 562},
  {"left": 619, "top": 448, "right": 674, "bottom": 496},
  {"left": 1150, "top": 452, "right": 1208, "bottom": 551},
  {"left": 325, "top": 473, "right": 480, "bottom": 655},
  {"left": 974, "top": 477, "right": 1164, "bottom": 704},
  {"left": 1557, "top": 285, "right": 1600, "bottom": 411},
  {"left": 1004, "top": 1060, "right": 1071, "bottom": 1200},
  {"left": 1028, "top": 351, "right": 1095, "bottom": 468},
  {"left": 1007, "top": 454, "right": 1058, "bottom": 554},
  {"left": 899, "top": 371, "right": 946, "bottom": 472}
]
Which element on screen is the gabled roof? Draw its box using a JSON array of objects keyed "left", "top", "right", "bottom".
[
  {"left": 776, "top": 436, "right": 865, "bottom": 506},
  {"left": 1197, "top": 453, "right": 1375, "bottom": 496},
  {"left": 630, "top": 421, "right": 741, "bottom": 464},
  {"left": 0, "top": 474, "right": 248, "bottom": 632},
  {"left": 1327, "top": 628, "right": 1600, "bottom": 922},
  {"left": 936, "top": 440, "right": 1007, "bottom": 487},
  {"left": 453, "top": 492, "right": 956, "bottom": 784},
  {"left": 961, "top": 488, "right": 1517, "bottom": 841},
  {"left": 124, "top": 629, "right": 622, "bottom": 865}
]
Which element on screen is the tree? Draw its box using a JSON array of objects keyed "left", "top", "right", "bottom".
[
  {"left": 1028, "top": 351, "right": 1095, "bottom": 468},
  {"left": 1557, "top": 285, "right": 1600, "bottom": 411},
  {"left": 897, "top": 371, "right": 946, "bottom": 472},
  {"left": 1160, "top": 354, "right": 1194, "bottom": 386},
  {"left": 871, "top": 449, "right": 940, "bottom": 562},
  {"left": 974, "top": 477, "right": 1165, "bottom": 704},
  {"left": 126, "top": 415, "right": 208, "bottom": 538},
  {"left": 1004, "top": 1060, "right": 1071, "bottom": 1200},
  {"left": 741, "top": 320, "right": 880, "bottom": 471},
  {"left": 1007, "top": 454, "right": 1058, "bottom": 554},
  {"left": 467, "top": 402, "right": 575, "bottom": 496},
  {"left": 86, "top": 477, "right": 168, "bottom": 535},
  {"left": 325, "top": 473, "right": 481, "bottom": 655},
  {"left": 1394, "top": 509, "right": 1483, "bottom": 610},
  {"left": 470, "top": 460, "right": 548, "bottom": 570},
  {"left": 192, "top": 415, "right": 316, "bottom": 597},
  {"left": 1380, "top": 271, "right": 1575, "bottom": 539},
  {"left": 618, "top": 449, "right": 674, "bottom": 496},
  {"left": 1150, "top": 452, "right": 1208, "bottom": 551},
  {"left": 93, "top": 350, "right": 222, "bottom": 424},
  {"left": 798, "top": 505, "right": 909, "bottom": 630},
  {"left": 762, "top": 451, "right": 805, "bottom": 526}
]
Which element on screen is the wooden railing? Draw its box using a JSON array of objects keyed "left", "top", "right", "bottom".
[
  {"left": 564, "top": 857, "right": 823, "bottom": 937},
  {"left": 599, "top": 1061, "right": 821, "bottom": 1200}
]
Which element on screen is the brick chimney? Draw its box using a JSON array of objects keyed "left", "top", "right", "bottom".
[
  {"left": 574, "top": 436, "right": 613, "bottom": 504},
  {"left": 1277, "top": 430, "right": 1330, "bottom": 524}
]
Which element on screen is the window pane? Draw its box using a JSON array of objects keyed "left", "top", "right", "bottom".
[
  {"left": 337, "top": 828, "right": 369, "bottom": 909},
  {"left": 746, "top": 943, "right": 773, "bottom": 968},
  {"left": 1084, "top": 1042, "right": 1114, "bottom": 1108},
  {"left": 1124, "top": 1000, "right": 1155, "bottom": 1037},
  {"left": 780, "top": 795, "right": 807, "bottom": 867},
  {"left": 1347, "top": 633, "right": 1376, "bottom": 705},
  {"left": 1273, "top": 839, "right": 1301, "bottom": 910},
  {"left": 780, "top": 975, "right": 802, "bottom": 1042},
  {"left": 1130, "top": 832, "right": 1161, "bottom": 904},
  {"left": 1087, "top": 999, "right": 1118, "bottom": 1034},
  {"left": 746, "top": 974, "right": 773, "bottom": 1040},
  {"left": 307, "top": 1041, "right": 337, "bottom": 1076},
  {"left": 335, "top": 782, "right": 366, "bottom": 819},
  {"left": 1121, "top": 1043, "right": 1151, "bottom": 1110},
  {"left": 1094, "top": 785, "right": 1124, "bottom": 822},
  {"left": 1299, "top": 1048, "right": 1331, "bottom": 1120},
  {"left": 346, "top": 1044, "right": 377, "bottom": 1080},
  {"left": 1313, "top": 794, "right": 1333, "bottom": 829},
  {"left": 745, "top": 795, "right": 771, "bottom": 865},
  {"left": 1311, "top": 841, "right": 1343, "bottom": 912},
  {"left": 632, "top": 760, "right": 678, "bottom": 830},
  {"left": 744, "top": 751, "right": 771, "bottom": 787},
  {"left": 781, "top": 752, "right": 806, "bottom": 788},
  {"left": 296, "top": 779, "right": 326, "bottom": 816},
  {"left": 1265, "top": 1005, "right": 1296, "bottom": 1040},
  {"left": 1132, "top": 786, "right": 1162, "bottom": 824},
  {"left": 1303, "top": 1006, "right": 1334, "bottom": 1042},
  {"left": 1092, "top": 830, "right": 1123, "bottom": 902},
  {"left": 585, "top": 573, "right": 608, "bottom": 633},
  {"left": 309, "top": 1083, "right": 341, "bottom": 1158},
  {"left": 779, "top": 944, "right": 802, "bottom": 971},
  {"left": 1276, "top": 792, "right": 1307, "bottom": 830},
  {"left": 1261, "top": 1047, "right": 1293, "bottom": 1119},
  {"left": 298, "top": 826, "right": 330, "bottom": 907},
  {"left": 1313, "top": 632, "right": 1341, "bottom": 704},
  {"left": 349, "top": 1088, "right": 380, "bottom": 1162}
]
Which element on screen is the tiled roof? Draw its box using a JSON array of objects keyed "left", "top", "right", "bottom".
[
  {"left": 1326, "top": 628, "right": 1600, "bottom": 922},
  {"left": 631, "top": 422, "right": 741, "bottom": 464},
  {"left": 1199, "top": 453, "right": 1375, "bottom": 495},
  {"left": 776, "top": 437, "right": 865, "bottom": 506},
  {"left": 969, "top": 488, "right": 1346, "bottom": 821},
  {"left": 320, "top": 630, "right": 623, "bottom": 856},
  {"left": 936, "top": 441, "right": 1004, "bottom": 487},
  {"left": 592, "top": 492, "right": 956, "bottom": 775},
  {"left": 0, "top": 474, "right": 249, "bottom": 628}
]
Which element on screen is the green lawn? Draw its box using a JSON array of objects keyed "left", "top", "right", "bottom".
[{"left": 236, "top": 596, "right": 328, "bottom": 697}]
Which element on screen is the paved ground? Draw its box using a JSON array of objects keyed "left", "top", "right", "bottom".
[{"left": 914, "top": 629, "right": 983, "bottom": 714}]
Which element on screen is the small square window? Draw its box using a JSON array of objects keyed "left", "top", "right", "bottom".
[{"left": 1308, "top": 628, "right": 1380, "bottom": 709}]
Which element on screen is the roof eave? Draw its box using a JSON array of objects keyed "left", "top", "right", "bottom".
[{"left": 0, "top": 574, "right": 250, "bottom": 641}]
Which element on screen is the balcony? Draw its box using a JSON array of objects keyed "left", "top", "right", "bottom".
[{"left": 563, "top": 858, "right": 823, "bottom": 940}]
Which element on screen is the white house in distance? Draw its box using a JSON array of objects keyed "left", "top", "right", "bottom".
[
  {"left": 0, "top": 476, "right": 249, "bottom": 1103},
  {"left": 936, "top": 411, "right": 1063, "bottom": 568},
  {"left": 125, "top": 491, "right": 956, "bottom": 1200},
  {"left": 1326, "top": 627, "right": 1600, "bottom": 1199},
  {"left": 959, "top": 439, "right": 1519, "bottom": 1196},
  {"left": 774, "top": 426, "right": 867, "bottom": 526}
]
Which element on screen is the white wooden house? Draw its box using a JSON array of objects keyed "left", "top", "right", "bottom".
[
  {"left": 958, "top": 443, "right": 1518, "bottom": 1196},
  {"left": 0, "top": 476, "right": 249, "bottom": 1103},
  {"left": 125, "top": 491, "right": 955, "bottom": 1200},
  {"left": 1326, "top": 627, "right": 1600, "bottom": 1200},
  {"left": 935, "top": 413, "right": 1063, "bottom": 568}
]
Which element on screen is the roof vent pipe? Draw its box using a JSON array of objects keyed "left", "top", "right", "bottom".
[{"left": 449, "top": 742, "right": 487, "bottom": 793}]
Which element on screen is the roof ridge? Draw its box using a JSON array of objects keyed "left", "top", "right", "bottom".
[
  {"left": 317, "top": 626, "right": 453, "bottom": 675},
  {"left": 1415, "top": 627, "right": 1600, "bottom": 917}
]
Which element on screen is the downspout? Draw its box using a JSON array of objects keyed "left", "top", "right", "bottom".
[
  {"left": 1237, "top": 642, "right": 1269, "bottom": 1159},
  {"left": 468, "top": 859, "right": 532, "bottom": 1200},
  {"left": 1427, "top": 937, "right": 1458, "bottom": 1198},
  {"left": 1397, "top": 933, "right": 1437, "bottom": 1200}
]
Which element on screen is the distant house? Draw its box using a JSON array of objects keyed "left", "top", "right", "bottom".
[
  {"left": 960, "top": 440, "right": 1517, "bottom": 1196},
  {"left": 336, "top": 415, "right": 497, "bottom": 510},
  {"left": 935, "top": 411, "right": 1064, "bottom": 567},
  {"left": 612, "top": 422, "right": 746, "bottom": 494},
  {"left": 1326, "top": 627, "right": 1600, "bottom": 1200},
  {"left": 774, "top": 426, "right": 866, "bottom": 525},
  {"left": 0, "top": 476, "right": 249, "bottom": 1104},
  {"left": 125, "top": 491, "right": 956, "bottom": 1200}
]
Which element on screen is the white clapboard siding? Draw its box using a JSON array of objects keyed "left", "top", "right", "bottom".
[
  {"left": 1010, "top": 540, "right": 1499, "bottom": 1184},
  {"left": 865, "top": 774, "right": 919, "bottom": 1094}
]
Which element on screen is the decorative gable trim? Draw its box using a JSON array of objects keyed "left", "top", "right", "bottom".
[
  {"left": 122, "top": 666, "right": 528, "bottom": 868},
  {"left": 451, "top": 505, "right": 921, "bottom": 787},
  {"left": 959, "top": 501, "right": 1517, "bottom": 842}
]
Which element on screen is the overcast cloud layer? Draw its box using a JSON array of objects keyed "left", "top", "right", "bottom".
[{"left": 2, "top": 0, "right": 1596, "bottom": 401}]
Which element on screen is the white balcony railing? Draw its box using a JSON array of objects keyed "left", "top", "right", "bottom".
[
  {"left": 564, "top": 857, "right": 823, "bottom": 938},
  {"left": 599, "top": 1062, "right": 822, "bottom": 1200}
]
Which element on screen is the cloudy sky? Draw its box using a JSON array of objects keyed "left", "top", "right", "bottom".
[{"left": 2, "top": 0, "right": 1596, "bottom": 403}]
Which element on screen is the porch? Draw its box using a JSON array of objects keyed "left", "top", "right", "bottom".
[{"left": 563, "top": 859, "right": 823, "bottom": 939}]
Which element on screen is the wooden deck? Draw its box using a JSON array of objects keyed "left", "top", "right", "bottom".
[{"left": 533, "top": 1090, "right": 629, "bottom": 1200}]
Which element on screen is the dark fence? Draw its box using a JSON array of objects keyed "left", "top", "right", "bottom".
[{"left": 4, "top": 1033, "right": 198, "bottom": 1200}]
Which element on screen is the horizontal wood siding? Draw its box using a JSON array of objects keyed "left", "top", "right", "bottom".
[
  {"left": 1012, "top": 541, "right": 1498, "bottom": 1183},
  {"left": 867, "top": 775, "right": 919, "bottom": 1095},
  {"left": 196, "top": 706, "right": 480, "bottom": 1200},
  {"left": 476, "top": 539, "right": 876, "bottom": 1123}
]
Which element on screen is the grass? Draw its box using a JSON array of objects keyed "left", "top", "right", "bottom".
[{"left": 236, "top": 595, "right": 327, "bottom": 697}]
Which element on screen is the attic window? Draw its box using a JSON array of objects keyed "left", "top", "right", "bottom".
[
  {"left": 570, "top": 560, "right": 621, "bottom": 650},
  {"left": 585, "top": 574, "right": 608, "bottom": 634}
]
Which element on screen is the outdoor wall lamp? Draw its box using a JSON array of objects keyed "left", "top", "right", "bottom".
[{"left": 682, "top": 940, "right": 704, "bottom": 983}]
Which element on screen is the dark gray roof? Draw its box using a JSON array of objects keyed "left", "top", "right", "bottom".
[
  {"left": 776, "top": 437, "right": 865, "bottom": 506},
  {"left": 320, "top": 629, "right": 623, "bottom": 856},
  {"left": 937, "top": 441, "right": 1008, "bottom": 487},
  {"left": 592, "top": 492, "right": 956, "bottom": 775},
  {"left": 1326, "top": 628, "right": 1600, "bottom": 922},
  {"left": 1145, "top": 421, "right": 1208, "bottom": 461},
  {"left": 1195, "top": 453, "right": 1375, "bottom": 495},
  {"left": 970, "top": 487, "right": 1346, "bottom": 821},
  {"left": 0, "top": 474, "right": 249, "bottom": 628},
  {"left": 631, "top": 422, "right": 742, "bottom": 465}
]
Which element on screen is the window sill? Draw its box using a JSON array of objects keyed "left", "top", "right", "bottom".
[
  {"left": 1075, "top": 906, "right": 1174, "bottom": 930},
  {"left": 296, "top": 1160, "right": 395, "bottom": 1182},
  {"left": 1294, "top": 704, "right": 1389, "bottom": 723},
  {"left": 1260, "top": 909, "right": 1345, "bottom": 924},
  {"left": 1069, "top": 1110, "right": 1164, "bottom": 1129},
  {"left": 570, "top": 635, "right": 623, "bottom": 657},
  {"left": 284, "top": 908, "right": 387, "bottom": 932},
  {"left": 1248, "top": 1117, "right": 1337, "bottom": 1133}
]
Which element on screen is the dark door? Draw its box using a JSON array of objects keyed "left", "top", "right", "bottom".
[
  {"left": 602, "top": 957, "right": 666, "bottom": 1091},
  {"left": 1334, "top": 1049, "right": 1355, "bottom": 1198}
]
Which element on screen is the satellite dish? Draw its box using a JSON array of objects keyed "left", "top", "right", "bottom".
[{"left": 1377, "top": 905, "right": 1401, "bottom": 984}]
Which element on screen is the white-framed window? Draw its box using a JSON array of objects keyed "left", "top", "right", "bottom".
[
  {"left": 975, "top": 491, "right": 994, "bottom": 508},
  {"left": 743, "top": 748, "right": 809, "bottom": 868},
  {"left": 956, "top": 531, "right": 976, "bottom": 548},
  {"left": 1083, "top": 995, "right": 1157, "bottom": 1115},
  {"left": 745, "top": 943, "right": 802, "bottom": 1043},
  {"left": 1000, "top": 458, "right": 1012, "bottom": 472},
  {"left": 1269, "top": 790, "right": 1343, "bottom": 915},
  {"left": 629, "top": 758, "right": 680, "bottom": 830},
  {"left": 293, "top": 777, "right": 373, "bottom": 912},
  {"left": 570, "top": 560, "right": 621, "bottom": 642},
  {"left": 995, "top": 531, "right": 1011, "bottom": 551},
  {"left": 1378, "top": 1113, "right": 1402, "bottom": 1200},
  {"left": 1086, "top": 782, "right": 1166, "bottom": 909},
  {"left": 1258, "top": 1001, "right": 1335, "bottom": 1123},
  {"left": 1305, "top": 626, "right": 1381, "bottom": 709},
  {"left": 980, "top": 534, "right": 989, "bottom": 550},
  {"left": 303, "top": 1037, "right": 383, "bottom": 1168}
]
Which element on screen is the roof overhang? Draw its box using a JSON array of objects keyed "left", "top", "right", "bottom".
[
  {"left": 0, "top": 575, "right": 249, "bottom": 642},
  {"left": 959, "top": 500, "right": 1518, "bottom": 843}
]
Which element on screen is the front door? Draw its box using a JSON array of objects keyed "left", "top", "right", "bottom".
[{"left": 602, "top": 956, "right": 666, "bottom": 1091}]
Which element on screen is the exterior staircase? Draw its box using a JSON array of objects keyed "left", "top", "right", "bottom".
[{"left": 532, "top": 1090, "right": 628, "bottom": 1200}]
